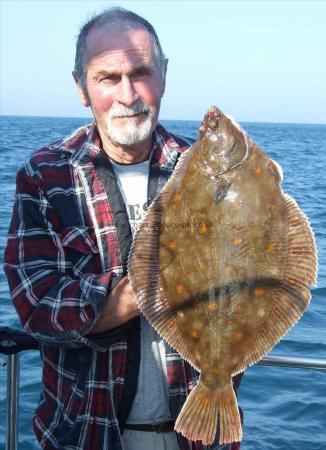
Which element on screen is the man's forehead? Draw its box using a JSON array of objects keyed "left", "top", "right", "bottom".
[{"left": 85, "top": 26, "right": 156, "bottom": 64}]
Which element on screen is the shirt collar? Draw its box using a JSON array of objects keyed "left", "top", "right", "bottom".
[{"left": 55, "top": 121, "right": 184, "bottom": 169}]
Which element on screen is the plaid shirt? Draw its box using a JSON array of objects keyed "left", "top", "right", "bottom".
[{"left": 4, "top": 123, "right": 242, "bottom": 450}]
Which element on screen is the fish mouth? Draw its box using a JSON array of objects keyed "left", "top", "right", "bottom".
[{"left": 199, "top": 106, "right": 222, "bottom": 135}]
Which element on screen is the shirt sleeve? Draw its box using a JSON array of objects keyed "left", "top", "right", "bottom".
[{"left": 3, "top": 160, "right": 113, "bottom": 351}]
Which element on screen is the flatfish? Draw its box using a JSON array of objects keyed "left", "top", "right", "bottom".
[{"left": 128, "top": 106, "right": 317, "bottom": 445}]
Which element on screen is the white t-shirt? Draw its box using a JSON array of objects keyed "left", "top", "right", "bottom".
[
  {"left": 110, "top": 158, "right": 150, "bottom": 236},
  {"left": 110, "top": 157, "right": 172, "bottom": 424}
]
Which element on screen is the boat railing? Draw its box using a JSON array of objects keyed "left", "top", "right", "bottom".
[
  {"left": 1, "top": 326, "right": 325, "bottom": 450},
  {"left": 1, "top": 327, "right": 39, "bottom": 450}
]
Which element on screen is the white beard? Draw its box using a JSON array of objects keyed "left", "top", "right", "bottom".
[{"left": 106, "top": 101, "right": 156, "bottom": 146}]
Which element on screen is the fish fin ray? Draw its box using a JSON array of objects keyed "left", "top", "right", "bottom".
[{"left": 284, "top": 194, "right": 318, "bottom": 286}]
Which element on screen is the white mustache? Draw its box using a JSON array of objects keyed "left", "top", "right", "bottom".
[{"left": 109, "top": 102, "right": 149, "bottom": 119}]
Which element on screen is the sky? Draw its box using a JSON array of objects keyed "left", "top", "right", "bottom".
[{"left": 1, "top": 0, "right": 325, "bottom": 124}]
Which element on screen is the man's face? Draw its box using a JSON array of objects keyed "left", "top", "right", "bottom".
[{"left": 79, "top": 26, "right": 166, "bottom": 148}]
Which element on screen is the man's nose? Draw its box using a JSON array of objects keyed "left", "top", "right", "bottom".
[{"left": 118, "top": 76, "right": 139, "bottom": 106}]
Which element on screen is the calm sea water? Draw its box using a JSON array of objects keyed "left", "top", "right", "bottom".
[{"left": 0, "top": 116, "right": 325, "bottom": 450}]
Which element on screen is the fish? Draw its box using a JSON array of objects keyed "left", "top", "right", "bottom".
[{"left": 128, "top": 106, "right": 318, "bottom": 445}]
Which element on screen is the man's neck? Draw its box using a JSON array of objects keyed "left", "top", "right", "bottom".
[{"left": 99, "top": 131, "right": 153, "bottom": 164}]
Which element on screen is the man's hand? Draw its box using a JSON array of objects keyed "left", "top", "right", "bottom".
[{"left": 89, "top": 277, "right": 140, "bottom": 334}]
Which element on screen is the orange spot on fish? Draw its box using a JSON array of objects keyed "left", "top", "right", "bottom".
[
  {"left": 142, "top": 255, "right": 151, "bottom": 260},
  {"left": 287, "top": 278, "right": 296, "bottom": 285},
  {"left": 199, "top": 223, "right": 208, "bottom": 234},
  {"left": 210, "top": 367, "right": 219, "bottom": 375},
  {"left": 191, "top": 329, "right": 199, "bottom": 338},
  {"left": 168, "top": 241, "right": 177, "bottom": 249},
  {"left": 234, "top": 331, "right": 244, "bottom": 341},
  {"left": 167, "top": 318, "right": 174, "bottom": 326},
  {"left": 176, "top": 283, "right": 185, "bottom": 294},
  {"left": 293, "top": 247, "right": 303, "bottom": 254},
  {"left": 233, "top": 238, "right": 242, "bottom": 246},
  {"left": 255, "top": 167, "right": 262, "bottom": 175},
  {"left": 203, "top": 398, "right": 210, "bottom": 406},
  {"left": 267, "top": 242, "right": 277, "bottom": 252},
  {"left": 208, "top": 303, "right": 219, "bottom": 312},
  {"left": 198, "top": 261, "right": 207, "bottom": 270},
  {"left": 173, "top": 193, "right": 182, "bottom": 203},
  {"left": 254, "top": 288, "right": 264, "bottom": 297}
]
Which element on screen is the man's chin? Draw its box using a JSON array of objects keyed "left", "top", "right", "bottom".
[
  {"left": 107, "top": 131, "right": 150, "bottom": 148},
  {"left": 106, "top": 122, "right": 155, "bottom": 147}
]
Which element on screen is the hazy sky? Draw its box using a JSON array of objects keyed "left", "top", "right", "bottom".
[{"left": 1, "top": 0, "right": 325, "bottom": 123}]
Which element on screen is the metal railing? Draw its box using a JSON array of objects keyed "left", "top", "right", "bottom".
[
  {"left": 1, "top": 327, "right": 325, "bottom": 450},
  {"left": 256, "top": 355, "right": 326, "bottom": 370},
  {"left": 0, "top": 327, "right": 38, "bottom": 450},
  {"left": 5, "top": 354, "right": 19, "bottom": 450}
]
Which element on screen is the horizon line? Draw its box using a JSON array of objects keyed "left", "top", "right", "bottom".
[{"left": 1, "top": 114, "right": 325, "bottom": 127}]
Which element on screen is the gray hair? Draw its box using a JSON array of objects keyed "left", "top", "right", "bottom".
[{"left": 73, "top": 7, "right": 166, "bottom": 93}]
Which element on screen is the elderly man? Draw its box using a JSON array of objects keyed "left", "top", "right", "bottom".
[{"left": 4, "top": 7, "right": 242, "bottom": 450}]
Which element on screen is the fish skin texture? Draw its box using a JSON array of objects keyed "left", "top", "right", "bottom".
[{"left": 128, "top": 106, "right": 318, "bottom": 445}]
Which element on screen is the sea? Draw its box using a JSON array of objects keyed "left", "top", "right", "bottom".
[{"left": 0, "top": 116, "right": 325, "bottom": 450}]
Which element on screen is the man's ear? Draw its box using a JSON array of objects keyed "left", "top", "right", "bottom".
[
  {"left": 72, "top": 71, "right": 90, "bottom": 107},
  {"left": 161, "top": 58, "right": 168, "bottom": 97}
]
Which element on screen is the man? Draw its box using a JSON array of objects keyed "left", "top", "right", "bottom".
[{"left": 4, "top": 7, "right": 242, "bottom": 450}]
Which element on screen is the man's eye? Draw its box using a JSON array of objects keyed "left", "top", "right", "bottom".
[
  {"left": 131, "top": 69, "right": 153, "bottom": 80},
  {"left": 100, "top": 75, "right": 120, "bottom": 83},
  {"left": 131, "top": 74, "right": 147, "bottom": 82},
  {"left": 132, "top": 72, "right": 146, "bottom": 79}
]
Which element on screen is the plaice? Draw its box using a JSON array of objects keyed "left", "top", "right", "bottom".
[{"left": 128, "top": 106, "right": 318, "bottom": 445}]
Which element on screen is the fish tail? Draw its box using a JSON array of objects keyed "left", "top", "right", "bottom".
[{"left": 175, "top": 379, "right": 242, "bottom": 445}]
